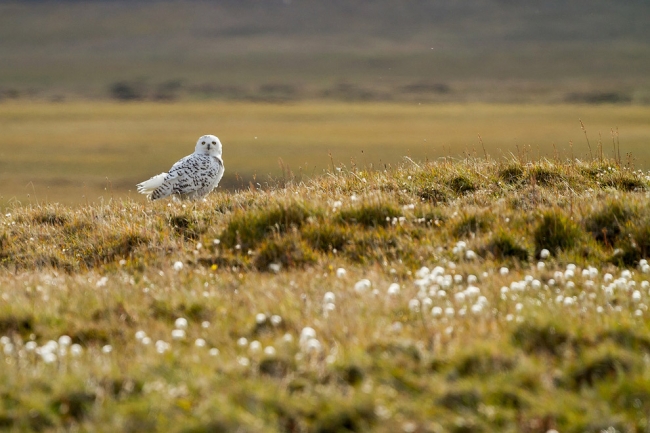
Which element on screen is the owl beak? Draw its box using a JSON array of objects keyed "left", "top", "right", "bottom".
[{"left": 207, "top": 143, "right": 211, "bottom": 150}]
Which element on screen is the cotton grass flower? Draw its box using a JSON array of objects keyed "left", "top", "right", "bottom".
[
  {"left": 155, "top": 340, "right": 170, "bottom": 354},
  {"left": 25, "top": 341, "right": 37, "bottom": 351},
  {"left": 299, "top": 327, "right": 316, "bottom": 345},
  {"left": 354, "top": 279, "right": 371, "bottom": 293},
  {"left": 173, "top": 261, "right": 184, "bottom": 271},
  {"left": 175, "top": 318, "right": 188, "bottom": 329},
  {"left": 387, "top": 283, "right": 400, "bottom": 296},
  {"left": 249, "top": 340, "right": 262, "bottom": 354},
  {"left": 70, "top": 344, "right": 83, "bottom": 357},
  {"left": 42, "top": 352, "right": 57, "bottom": 364},
  {"left": 171, "top": 329, "right": 186, "bottom": 340}
]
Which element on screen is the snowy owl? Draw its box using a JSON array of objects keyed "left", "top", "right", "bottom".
[{"left": 137, "top": 135, "right": 224, "bottom": 200}]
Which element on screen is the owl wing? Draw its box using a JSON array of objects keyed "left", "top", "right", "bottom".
[{"left": 146, "top": 155, "right": 193, "bottom": 200}]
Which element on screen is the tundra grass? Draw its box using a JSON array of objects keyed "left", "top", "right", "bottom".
[
  {"left": 2, "top": 102, "right": 650, "bottom": 206},
  {"left": 1, "top": 158, "right": 650, "bottom": 431}
]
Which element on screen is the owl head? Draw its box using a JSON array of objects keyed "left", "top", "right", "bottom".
[{"left": 195, "top": 135, "right": 222, "bottom": 157}]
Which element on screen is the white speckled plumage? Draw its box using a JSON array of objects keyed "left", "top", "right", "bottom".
[{"left": 137, "top": 135, "right": 224, "bottom": 200}]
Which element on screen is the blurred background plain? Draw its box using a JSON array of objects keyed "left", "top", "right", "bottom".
[{"left": 1, "top": 0, "right": 649, "bottom": 205}]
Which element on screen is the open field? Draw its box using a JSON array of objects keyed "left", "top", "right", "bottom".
[
  {"left": 2, "top": 159, "right": 650, "bottom": 431},
  {"left": 2, "top": 101, "right": 650, "bottom": 206}
]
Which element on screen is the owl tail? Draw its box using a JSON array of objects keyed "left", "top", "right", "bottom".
[{"left": 136, "top": 173, "right": 167, "bottom": 197}]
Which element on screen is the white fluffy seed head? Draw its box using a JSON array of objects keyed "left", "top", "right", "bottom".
[
  {"left": 354, "top": 279, "right": 372, "bottom": 293},
  {"left": 323, "top": 291, "right": 336, "bottom": 304},
  {"left": 387, "top": 283, "right": 400, "bottom": 296}
]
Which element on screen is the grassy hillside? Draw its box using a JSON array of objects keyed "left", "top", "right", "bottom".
[
  {"left": 3, "top": 101, "right": 650, "bottom": 206},
  {"left": 1, "top": 0, "right": 649, "bottom": 103},
  {"left": 1, "top": 158, "right": 650, "bottom": 431}
]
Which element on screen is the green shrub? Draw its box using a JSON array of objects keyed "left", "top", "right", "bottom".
[
  {"left": 615, "top": 215, "right": 650, "bottom": 265},
  {"left": 51, "top": 391, "right": 96, "bottom": 422},
  {"left": 584, "top": 200, "right": 636, "bottom": 245},
  {"left": 438, "top": 388, "right": 482, "bottom": 411},
  {"left": 530, "top": 166, "right": 564, "bottom": 186},
  {"left": 254, "top": 236, "right": 317, "bottom": 271},
  {"left": 600, "top": 171, "right": 646, "bottom": 191},
  {"left": 169, "top": 214, "right": 204, "bottom": 240},
  {"left": 448, "top": 175, "right": 476, "bottom": 194},
  {"left": 498, "top": 165, "right": 525, "bottom": 185},
  {"left": 0, "top": 314, "right": 34, "bottom": 337},
  {"left": 416, "top": 185, "right": 448, "bottom": 203},
  {"left": 483, "top": 231, "right": 529, "bottom": 262},
  {"left": 568, "top": 348, "right": 635, "bottom": 389},
  {"left": 454, "top": 213, "right": 493, "bottom": 238},
  {"left": 302, "top": 224, "right": 350, "bottom": 252},
  {"left": 313, "top": 398, "right": 376, "bottom": 433},
  {"left": 533, "top": 210, "right": 582, "bottom": 256},
  {"left": 32, "top": 210, "right": 69, "bottom": 226},
  {"left": 512, "top": 322, "right": 570, "bottom": 357},
  {"left": 221, "top": 202, "right": 314, "bottom": 249},
  {"left": 337, "top": 203, "right": 401, "bottom": 228},
  {"left": 454, "top": 348, "right": 516, "bottom": 377}
]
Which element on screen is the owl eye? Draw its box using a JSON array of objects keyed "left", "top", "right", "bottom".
[
  {"left": 212, "top": 141, "right": 216, "bottom": 145},
  {"left": 201, "top": 141, "right": 206, "bottom": 145}
]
